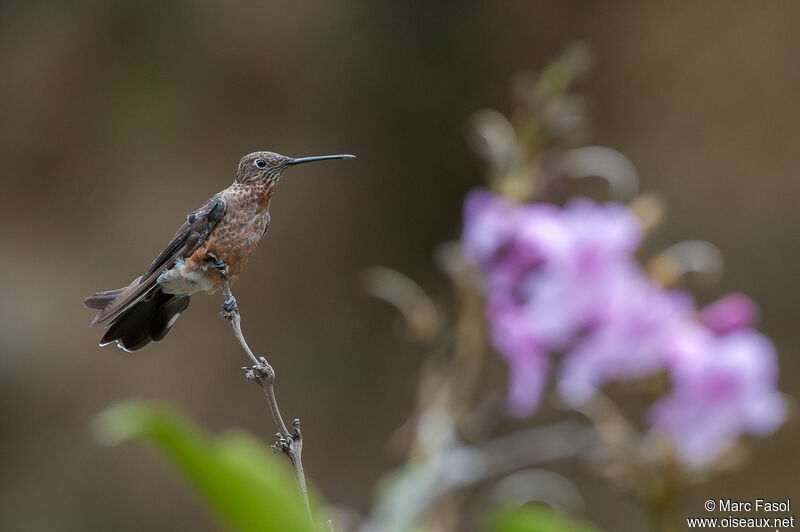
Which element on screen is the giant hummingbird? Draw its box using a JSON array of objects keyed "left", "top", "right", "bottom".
[{"left": 85, "top": 151, "right": 354, "bottom": 351}]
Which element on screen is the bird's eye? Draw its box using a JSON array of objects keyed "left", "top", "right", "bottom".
[{"left": 256, "top": 159, "right": 267, "bottom": 168}]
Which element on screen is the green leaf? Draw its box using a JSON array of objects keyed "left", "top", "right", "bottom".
[
  {"left": 92, "top": 401, "right": 317, "bottom": 532},
  {"left": 488, "top": 505, "right": 601, "bottom": 532}
]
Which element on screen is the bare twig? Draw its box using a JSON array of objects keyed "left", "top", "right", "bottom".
[{"left": 220, "top": 281, "right": 314, "bottom": 525}]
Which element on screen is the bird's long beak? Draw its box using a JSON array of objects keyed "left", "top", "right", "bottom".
[{"left": 285, "top": 154, "right": 356, "bottom": 166}]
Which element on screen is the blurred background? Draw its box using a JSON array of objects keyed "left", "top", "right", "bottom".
[{"left": 1, "top": 2, "right": 798, "bottom": 531}]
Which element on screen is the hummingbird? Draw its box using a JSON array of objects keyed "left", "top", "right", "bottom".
[{"left": 85, "top": 151, "right": 355, "bottom": 352}]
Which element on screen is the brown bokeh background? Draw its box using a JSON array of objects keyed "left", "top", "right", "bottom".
[{"left": 1, "top": 2, "right": 798, "bottom": 531}]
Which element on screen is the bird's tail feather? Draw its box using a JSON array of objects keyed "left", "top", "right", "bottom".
[
  {"left": 94, "top": 287, "right": 190, "bottom": 352},
  {"left": 84, "top": 288, "right": 125, "bottom": 310}
]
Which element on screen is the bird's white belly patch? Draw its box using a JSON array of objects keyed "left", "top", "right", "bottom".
[{"left": 157, "top": 259, "right": 215, "bottom": 296}]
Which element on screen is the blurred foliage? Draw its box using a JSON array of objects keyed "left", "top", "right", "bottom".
[
  {"left": 92, "top": 401, "right": 317, "bottom": 532},
  {"left": 488, "top": 506, "right": 600, "bottom": 532}
]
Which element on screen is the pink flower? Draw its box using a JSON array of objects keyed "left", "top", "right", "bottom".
[
  {"left": 559, "top": 272, "right": 693, "bottom": 405},
  {"left": 700, "top": 293, "right": 759, "bottom": 334},
  {"left": 505, "top": 343, "right": 551, "bottom": 418},
  {"left": 651, "top": 329, "right": 785, "bottom": 468},
  {"left": 463, "top": 190, "right": 646, "bottom": 414},
  {"left": 461, "top": 189, "right": 517, "bottom": 268},
  {"left": 461, "top": 188, "right": 785, "bottom": 466}
]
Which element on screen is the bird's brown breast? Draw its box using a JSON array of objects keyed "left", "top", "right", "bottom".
[{"left": 183, "top": 185, "right": 272, "bottom": 293}]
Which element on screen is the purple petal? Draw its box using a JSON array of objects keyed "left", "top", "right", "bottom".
[{"left": 700, "top": 293, "right": 759, "bottom": 334}]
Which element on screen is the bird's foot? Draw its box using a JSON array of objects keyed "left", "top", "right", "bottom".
[
  {"left": 205, "top": 253, "right": 229, "bottom": 277},
  {"left": 213, "top": 260, "right": 229, "bottom": 277},
  {"left": 221, "top": 295, "right": 238, "bottom": 313}
]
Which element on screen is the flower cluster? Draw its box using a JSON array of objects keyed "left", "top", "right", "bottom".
[{"left": 462, "top": 188, "right": 785, "bottom": 468}]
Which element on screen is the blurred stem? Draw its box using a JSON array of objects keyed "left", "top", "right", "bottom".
[
  {"left": 450, "top": 275, "right": 488, "bottom": 414},
  {"left": 421, "top": 268, "right": 490, "bottom": 529},
  {"left": 647, "top": 476, "right": 678, "bottom": 532},
  {"left": 221, "top": 282, "right": 315, "bottom": 527}
]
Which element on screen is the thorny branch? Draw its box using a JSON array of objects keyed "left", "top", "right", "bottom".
[{"left": 220, "top": 281, "right": 314, "bottom": 525}]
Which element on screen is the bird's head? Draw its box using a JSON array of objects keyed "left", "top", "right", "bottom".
[{"left": 236, "top": 151, "right": 355, "bottom": 187}]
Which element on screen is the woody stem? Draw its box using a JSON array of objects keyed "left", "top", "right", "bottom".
[{"left": 220, "top": 281, "right": 313, "bottom": 524}]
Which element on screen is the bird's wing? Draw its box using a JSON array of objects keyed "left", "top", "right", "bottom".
[{"left": 89, "top": 194, "right": 226, "bottom": 326}]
